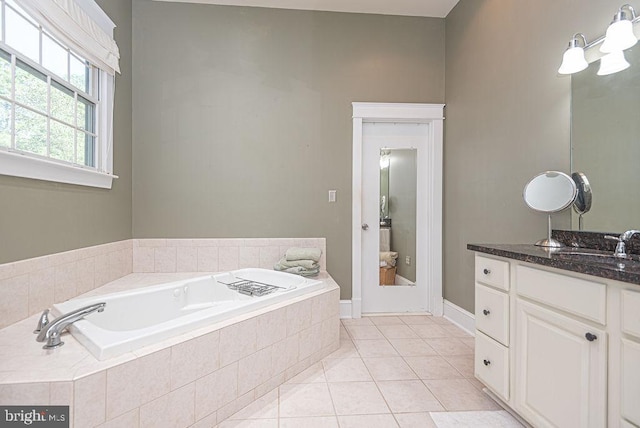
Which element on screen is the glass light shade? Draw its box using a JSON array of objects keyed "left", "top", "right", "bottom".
[
  {"left": 558, "top": 46, "right": 588, "bottom": 74},
  {"left": 597, "top": 50, "right": 631, "bottom": 75},
  {"left": 601, "top": 19, "right": 638, "bottom": 53}
]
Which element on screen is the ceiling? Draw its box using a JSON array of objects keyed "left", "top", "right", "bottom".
[{"left": 151, "top": 0, "right": 461, "bottom": 18}]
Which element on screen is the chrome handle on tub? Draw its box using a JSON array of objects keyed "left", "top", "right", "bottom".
[
  {"left": 362, "top": 223, "right": 369, "bottom": 231},
  {"left": 483, "top": 268, "right": 491, "bottom": 275}
]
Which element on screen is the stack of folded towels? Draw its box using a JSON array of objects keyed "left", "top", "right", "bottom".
[{"left": 274, "top": 247, "right": 322, "bottom": 277}]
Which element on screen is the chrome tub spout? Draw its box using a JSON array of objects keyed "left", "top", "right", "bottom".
[{"left": 36, "top": 302, "right": 106, "bottom": 350}]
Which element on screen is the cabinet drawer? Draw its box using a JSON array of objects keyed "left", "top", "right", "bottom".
[
  {"left": 475, "top": 331, "right": 509, "bottom": 401},
  {"left": 475, "top": 255, "right": 510, "bottom": 291},
  {"left": 516, "top": 265, "right": 606, "bottom": 325},
  {"left": 475, "top": 284, "right": 509, "bottom": 346},
  {"left": 622, "top": 289, "right": 640, "bottom": 339},
  {"left": 621, "top": 338, "right": 640, "bottom": 426}
]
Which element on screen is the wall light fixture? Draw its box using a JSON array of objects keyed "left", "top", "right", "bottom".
[
  {"left": 601, "top": 4, "right": 638, "bottom": 53},
  {"left": 558, "top": 33, "right": 589, "bottom": 74}
]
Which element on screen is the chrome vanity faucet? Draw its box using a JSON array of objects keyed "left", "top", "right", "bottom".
[
  {"left": 35, "top": 302, "right": 106, "bottom": 350},
  {"left": 605, "top": 230, "right": 640, "bottom": 258}
]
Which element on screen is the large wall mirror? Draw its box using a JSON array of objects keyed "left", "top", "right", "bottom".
[{"left": 571, "top": 46, "right": 640, "bottom": 233}]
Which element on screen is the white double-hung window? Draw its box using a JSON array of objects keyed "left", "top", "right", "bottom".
[{"left": 0, "top": 0, "right": 119, "bottom": 188}]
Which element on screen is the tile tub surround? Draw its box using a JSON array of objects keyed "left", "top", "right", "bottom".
[
  {"left": 0, "top": 240, "right": 133, "bottom": 330},
  {"left": 0, "top": 272, "right": 340, "bottom": 428},
  {"left": 0, "top": 238, "right": 326, "bottom": 330}
]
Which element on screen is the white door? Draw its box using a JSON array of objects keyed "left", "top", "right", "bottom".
[{"left": 361, "top": 122, "right": 430, "bottom": 313}]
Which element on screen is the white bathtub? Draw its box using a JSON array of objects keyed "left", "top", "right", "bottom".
[{"left": 53, "top": 268, "right": 325, "bottom": 360}]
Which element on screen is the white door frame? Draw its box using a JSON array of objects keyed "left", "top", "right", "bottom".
[{"left": 351, "top": 102, "right": 444, "bottom": 318}]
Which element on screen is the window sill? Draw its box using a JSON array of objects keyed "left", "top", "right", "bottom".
[{"left": 0, "top": 150, "right": 117, "bottom": 189}]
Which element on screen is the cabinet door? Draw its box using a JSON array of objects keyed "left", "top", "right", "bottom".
[
  {"left": 621, "top": 339, "right": 640, "bottom": 426},
  {"left": 515, "top": 299, "right": 607, "bottom": 428}
]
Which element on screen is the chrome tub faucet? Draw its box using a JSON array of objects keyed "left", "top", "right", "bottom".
[{"left": 35, "top": 302, "right": 106, "bottom": 350}]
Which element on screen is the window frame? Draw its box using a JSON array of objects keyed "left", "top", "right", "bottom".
[{"left": 0, "top": 0, "right": 116, "bottom": 189}]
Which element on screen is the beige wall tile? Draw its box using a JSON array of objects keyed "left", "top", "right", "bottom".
[
  {"left": 298, "top": 324, "right": 322, "bottom": 361},
  {"left": 98, "top": 409, "right": 139, "bottom": 428},
  {"left": 271, "top": 335, "right": 299, "bottom": 376},
  {"left": 154, "top": 247, "right": 177, "bottom": 273},
  {"left": 285, "top": 300, "right": 312, "bottom": 337},
  {"left": 106, "top": 359, "right": 141, "bottom": 419},
  {"left": 219, "top": 318, "right": 256, "bottom": 367},
  {"left": 177, "top": 247, "right": 198, "bottom": 272},
  {"left": 218, "top": 247, "right": 239, "bottom": 272},
  {"left": 171, "top": 331, "right": 220, "bottom": 389},
  {"left": 194, "top": 362, "right": 238, "bottom": 421},
  {"left": 49, "top": 381, "right": 73, "bottom": 406},
  {"left": 28, "top": 267, "right": 55, "bottom": 315},
  {"left": 256, "top": 308, "right": 287, "bottom": 350},
  {"left": 74, "top": 372, "right": 107, "bottom": 427},
  {"left": 138, "top": 349, "right": 172, "bottom": 404},
  {"left": 0, "top": 274, "right": 29, "bottom": 329},
  {"left": 0, "top": 382, "right": 49, "bottom": 405},
  {"left": 140, "top": 382, "right": 195, "bottom": 428},
  {"left": 238, "top": 347, "right": 272, "bottom": 395},
  {"left": 197, "top": 247, "right": 219, "bottom": 272},
  {"left": 54, "top": 262, "right": 78, "bottom": 303},
  {"left": 133, "top": 247, "right": 154, "bottom": 273},
  {"left": 216, "top": 390, "right": 256, "bottom": 423},
  {"left": 258, "top": 246, "right": 280, "bottom": 269},
  {"left": 76, "top": 257, "right": 96, "bottom": 295},
  {"left": 239, "top": 247, "right": 260, "bottom": 268}
]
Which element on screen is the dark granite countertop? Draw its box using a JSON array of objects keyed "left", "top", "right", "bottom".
[{"left": 467, "top": 243, "right": 640, "bottom": 286}]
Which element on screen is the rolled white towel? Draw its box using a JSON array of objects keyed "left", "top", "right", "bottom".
[{"left": 379, "top": 251, "right": 398, "bottom": 267}]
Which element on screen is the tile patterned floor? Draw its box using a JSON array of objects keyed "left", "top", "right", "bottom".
[{"left": 217, "top": 315, "right": 522, "bottom": 428}]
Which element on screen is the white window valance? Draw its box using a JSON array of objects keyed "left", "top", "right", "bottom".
[{"left": 16, "top": 0, "right": 120, "bottom": 75}]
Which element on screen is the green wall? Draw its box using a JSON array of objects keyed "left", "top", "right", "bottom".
[
  {"left": 132, "top": 0, "right": 446, "bottom": 299},
  {"left": 0, "top": 0, "right": 132, "bottom": 264},
  {"left": 443, "top": 0, "right": 616, "bottom": 312}
]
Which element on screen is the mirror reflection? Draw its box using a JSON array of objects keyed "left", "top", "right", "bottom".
[
  {"left": 379, "top": 149, "right": 416, "bottom": 286},
  {"left": 571, "top": 46, "right": 640, "bottom": 232}
]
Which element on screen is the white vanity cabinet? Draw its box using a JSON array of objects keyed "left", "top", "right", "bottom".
[
  {"left": 620, "top": 289, "right": 640, "bottom": 427},
  {"left": 473, "top": 253, "right": 640, "bottom": 428}
]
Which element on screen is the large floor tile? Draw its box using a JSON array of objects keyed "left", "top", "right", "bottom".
[
  {"left": 409, "top": 324, "right": 450, "bottom": 339},
  {"left": 338, "top": 414, "right": 399, "bottom": 428},
  {"left": 458, "top": 337, "right": 475, "bottom": 350},
  {"left": 279, "top": 416, "right": 339, "bottom": 428},
  {"left": 328, "top": 382, "right": 390, "bottom": 415},
  {"left": 429, "top": 410, "right": 524, "bottom": 427},
  {"left": 442, "top": 325, "right": 473, "bottom": 338},
  {"left": 228, "top": 390, "right": 278, "bottom": 420},
  {"left": 345, "top": 325, "right": 385, "bottom": 340},
  {"left": 388, "top": 338, "right": 438, "bottom": 357},
  {"left": 323, "top": 358, "right": 372, "bottom": 382},
  {"left": 404, "top": 356, "right": 463, "bottom": 380},
  {"left": 353, "top": 340, "right": 399, "bottom": 358},
  {"left": 368, "top": 316, "right": 405, "bottom": 326},
  {"left": 363, "top": 357, "right": 418, "bottom": 381},
  {"left": 324, "top": 340, "right": 360, "bottom": 359},
  {"left": 445, "top": 355, "right": 474, "bottom": 378},
  {"left": 279, "top": 383, "right": 335, "bottom": 418},
  {"left": 394, "top": 412, "right": 438, "bottom": 428},
  {"left": 377, "top": 380, "right": 444, "bottom": 413},
  {"left": 286, "top": 362, "right": 326, "bottom": 384},
  {"left": 423, "top": 379, "right": 501, "bottom": 411},
  {"left": 377, "top": 324, "right": 419, "bottom": 339},
  {"left": 425, "top": 337, "right": 474, "bottom": 356},
  {"left": 342, "top": 318, "right": 374, "bottom": 326},
  {"left": 398, "top": 315, "right": 435, "bottom": 325},
  {"left": 218, "top": 419, "right": 278, "bottom": 428}
]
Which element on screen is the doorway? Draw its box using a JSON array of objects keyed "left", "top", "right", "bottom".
[{"left": 351, "top": 103, "right": 444, "bottom": 317}]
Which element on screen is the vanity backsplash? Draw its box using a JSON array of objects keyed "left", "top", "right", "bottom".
[{"left": 553, "top": 229, "right": 640, "bottom": 254}]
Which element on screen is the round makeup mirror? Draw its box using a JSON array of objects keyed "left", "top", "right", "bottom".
[
  {"left": 523, "top": 171, "right": 577, "bottom": 247},
  {"left": 571, "top": 172, "right": 592, "bottom": 230}
]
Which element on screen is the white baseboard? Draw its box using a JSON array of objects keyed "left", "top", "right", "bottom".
[
  {"left": 443, "top": 299, "right": 475, "bottom": 335},
  {"left": 340, "top": 300, "right": 352, "bottom": 319}
]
